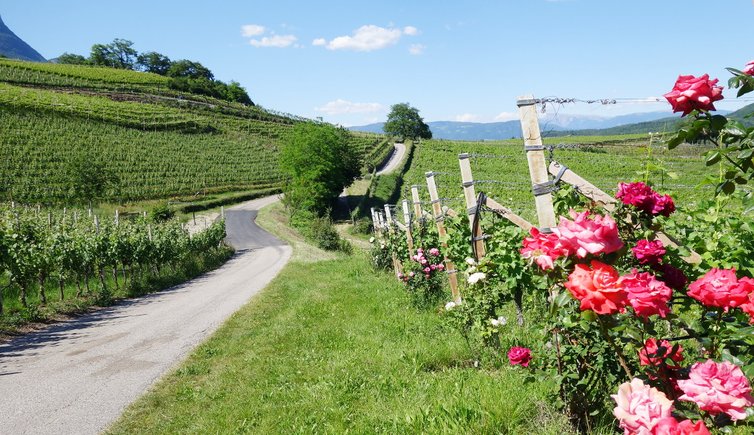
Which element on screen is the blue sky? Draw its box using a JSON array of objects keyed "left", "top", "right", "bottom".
[{"left": 3, "top": 0, "right": 754, "bottom": 126}]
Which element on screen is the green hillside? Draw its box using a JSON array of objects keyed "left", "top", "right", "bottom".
[
  {"left": 0, "top": 59, "right": 388, "bottom": 204},
  {"left": 403, "top": 135, "right": 715, "bottom": 222}
]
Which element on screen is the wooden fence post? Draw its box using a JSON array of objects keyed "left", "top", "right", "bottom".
[
  {"left": 410, "top": 185, "right": 423, "bottom": 220},
  {"left": 401, "top": 199, "right": 414, "bottom": 253},
  {"left": 459, "top": 153, "right": 486, "bottom": 259},
  {"left": 425, "top": 172, "right": 461, "bottom": 303},
  {"left": 370, "top": 207, "right": 378, "bottom": 235},
  {"left": 385, "top": 204, "right": 404, "bottom": 276},
  {"left": 518, "top": 95, "right": 556, "bottom": 230}
]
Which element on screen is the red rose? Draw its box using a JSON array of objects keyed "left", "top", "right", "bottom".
[
  {"left": 520, "top": 227, "right": 572, "bottom": 270},
  {"left": 653, "top": 417, "right": 711, "bottom": 435},
  {"left": 621, "top": 270, "right": 673, "bottom": 318},
  {"left": 687, "top": 268, "right": 749, "bottom": 311},
  {"left": 632, "top": 239, "right": 666, "bottom": 265},
  {"left": 565, "top": 260, "right": 627, "bottom": 315},
  {"left": 616, "top": 182, "right": 675, "bottom": 217},
  {"left": 664, "top": 74, "right": 724, "bottom": 116},
  {"left": 651, "top": 193, "right": 675, "bottom": 217},
  {"left": 639, "top": 338, "right": 684, "bottom": 368},
  {"left": 743, "top": 60, "right": 754, "bottom": 76},
  {"left": 507, "top": 346, "right": 532, "bottom": 367}
]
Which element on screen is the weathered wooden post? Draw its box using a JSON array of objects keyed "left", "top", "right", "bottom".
[
  {"left": 385, "top": 204, "right": 403, "bottom": 276},
  {"left": 401, "top": 199, "right": 414, "bottom": 252},
  {"left": 425, "top": 172, "right": 461, "bottom": 303},
  {"left": 459, "top": 153, "right": 486, "bottom": 259},
  {"left": 410, "top": 185, "right": 423, "bottom": 220},
  {"left": 518, "top": 95, "right": 556, "bottom": 230}
]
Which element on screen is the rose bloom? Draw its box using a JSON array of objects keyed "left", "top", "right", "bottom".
[
  {"left": 520, "top": 227, "right": 572, "bottom": 270},
  {"left": 621, "top": 270, "right": 673, "bottom": 318},
  {"left": 507, "top": 346, "right": 532, "bottom": 367},
  {"left": 664, "top": 74, "right": 724, "bottom": 116},
  {"left": 612, "top": 378, "right": 674, "bottom": 435},
  {"left": 652, "top": 417, "right": 710, "bottom": 435},
  {"left": 467, "top": 272, "right": 486, "bottom": 285},
  {"left": 678, "top": 360, "right": 754, "bottom": 421},
  {"left": 651, "top": 193, "right": 676, "bottom": 217},
  {"left": 616, "top": 182, "right": 656, "bottom": 213},
  {"left": 639, "top": 338, "right": 684, "bottom": 369},
  {"left": 632, "top": 239, "right": 666, "bottom": 265},
  {"left": 740, "top": 281, "right": 754, "bottom": 324},
  {"left": 743, "top": 60, "right": 754, "bottom": 76},
  {"left": 428, "top": 247, "right": 440, "bottom": 257},
  {"left": 554, "top": 210, "right": 623, "bottom": 258},
  {"left": 565, "top": 260, "right": 627, "bottom": 315},
  {"left": 687, "top": 268, "right": 750, "bottom": 310}
]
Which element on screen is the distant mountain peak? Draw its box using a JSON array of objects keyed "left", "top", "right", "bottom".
[{"left": 0, "top": 14, "right": 46, "bottom": 62}]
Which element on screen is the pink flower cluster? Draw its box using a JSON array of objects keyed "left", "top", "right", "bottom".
[
  {"left": 687, "top": 268, "right": 754, "bottom": 313},
  {"left": 743, "top": 60, "right": 754, "bottom": 76},
  {"left": 507, "top": 346, "right": 532, "bottom": 367},
  {"left": 678, "top": 360, "right": 754, "bottom": 421},
  {"left": 400, "top": 247, "right": 445, "bottom": 282},
  {"left": 613, "top": 378, "right": 711, "bottom": 435},
  {"left": 664, "top": 74, "right": 724, "bottom": 116},
  {"left": 620, "top": 270, "right": 673, "bottom": 319},
  {"left": 520, "top": 210, "right": 623, "bottom": 270},
  {"left": 616, "top": 182, "right": 675, "bottom": 217}
]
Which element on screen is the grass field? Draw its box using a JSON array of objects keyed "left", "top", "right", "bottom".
[{"left": 107, "top": 208, "right": 576, "bottom": 435}]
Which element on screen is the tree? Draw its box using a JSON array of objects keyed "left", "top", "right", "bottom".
[
  {"left": 56, "top": 53, "right": 90, "bottom": 65},
  {"left": 89, "top": 38, "right": 138, "bottom": 69},
  {"left": 136, "top": 51, "right": 171, "bottom": 75},
  {"left": 167, "top": 59, "right": 213, "bottom": 80},
  {"left": 66, "top": 155, "right": 119, "bottom": 207},
  {"left": 383, "top": 103, "right": 432, "bottom": 141}
]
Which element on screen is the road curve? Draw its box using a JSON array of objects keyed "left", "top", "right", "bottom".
[
  {"left": 0, "top": 196, "right": 291, "bottom": 435},
  {"left": 376, "top": 142, "right": 406, "bottom": 175}
]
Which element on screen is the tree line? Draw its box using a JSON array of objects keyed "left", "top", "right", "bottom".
[{"left": 56, "top": 38, "right": 253, "bottom": 105}]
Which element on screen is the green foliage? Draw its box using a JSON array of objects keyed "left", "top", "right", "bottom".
[
  {"left": 56, "top": 53, "right": 90, "bottom": 65},
  {"left": 89, "top": 39, "right": 138, "bottom": 70},
  {"left": 136, "top": 51, "right": 171, "bottom": 75},
  {"left": 280, "top": 122, "right": 360, "bottom": 217},
  {"left": 383, "top": 103, "right": 432, "bottom": 140},
  {"left": 150, "top": 203, "right": 175, "bottom": 223}
]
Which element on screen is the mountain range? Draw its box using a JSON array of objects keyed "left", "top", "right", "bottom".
[
  {"left": 0, "top": 15, "right": 45, "bottom": 62},
  {"left": 348, "top": 106, "right": 754, "bottom": 140}
]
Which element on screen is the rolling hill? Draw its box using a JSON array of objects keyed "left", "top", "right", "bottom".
[
  {"left": 0, "top": 15, "right": 45, "bottom": 62},
  {"left": 0, "top": 58, "right": 388, "bottom": 204}
]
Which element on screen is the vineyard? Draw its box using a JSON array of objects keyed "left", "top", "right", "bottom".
[
  {"left": 402, "top": 135, "right": 715, "bottom": 222},
  {"left": 0, "top": 61, "right": 389, "bottom": 204}
]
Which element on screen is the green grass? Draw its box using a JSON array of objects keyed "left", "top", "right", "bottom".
[{"left": 107, "top": 253, "right": 574, "bottom": 434}]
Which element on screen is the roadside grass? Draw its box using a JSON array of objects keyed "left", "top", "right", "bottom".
[
  {"left": 256, "top": 202, "right": 337, "bottom": 263},
  {"left": 107, "top": 250, "right": 575, "bottom": 434}
]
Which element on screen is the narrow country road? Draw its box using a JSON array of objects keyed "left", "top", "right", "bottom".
[
  {"left": 0, "top": 195, "right": 291, "bottom": 435},
  {"left": 376, "top": 142, "right": 406, "bottom": 175}
]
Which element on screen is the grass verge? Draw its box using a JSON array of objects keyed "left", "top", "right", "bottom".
[{"left": 108, "top": 251, "right": 574, "bottom": 433}]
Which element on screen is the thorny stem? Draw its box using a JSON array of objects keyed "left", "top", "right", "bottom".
[{"left": 598, "top": 316, "right": 633, "bottom": 379}]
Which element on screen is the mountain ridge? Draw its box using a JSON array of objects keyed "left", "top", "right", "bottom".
[{"left": 0, "top": 15, "right": 46, "bottom": 62}]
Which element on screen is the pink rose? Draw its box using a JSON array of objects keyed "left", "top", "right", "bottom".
[
  {"left": 652, "top": 417, "right": 710, "bottom": 435},
  {"left": 428, "top": 247, "right": 440, "bottom": 257},
  {"left": 632, "top": 239, "right": 666, "bottom": 265},
  {"left": 564, "top": 260, "right": 627, "bottom": 315},
  {"left": 554, "top": 210, "right": 623, "bottom": 258},
  {"left": 639, "top": 338, "right": 683, "bottom": 369},
  {"left": 687, "top": 268, "right": 750, "bottom": 311},
  {"left": 743, "top": 60, "right": 754, "bottom": 76},
  {"left": 437, "top": 263, "right": 445, "bottom": 271},
  {"left": 664, "top": 74, "right": 724, "bottom": 116},
  {"left": 677, "top": 360, "right": 754, "bottom": 421},
  {"left": 507, "top": 346, "right": 532, "bottom": 367},
  {"left": 740, "top": 282, "right": 754, "bottom": 324},
  {"left": 520, "top": 227, "right": 572, "bottom": 270},
  {"left": 651, "top": 193, "right": 675, "bottom": 217},
  {"left": 612, "top": 378, "right": 674, "bottom": 435},
  {"left": 621, "top": 270, "right": 673, "bottom": 318},
  {"left": 616, "top": 182, "right": 675, "bottom": 217}
]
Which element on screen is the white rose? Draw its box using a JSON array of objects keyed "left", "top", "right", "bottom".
[
  {"left": 490, "top": 316, "right": 507, "bottom": 327},
  {"left": 369, "top": 237, "right": 375, "bottom": 243},
  {"left": 467, "top": 272, "right": 486, "bottom": 285},
  {"left": 444, "top": 301, "right": 457, "bottom": 311}
]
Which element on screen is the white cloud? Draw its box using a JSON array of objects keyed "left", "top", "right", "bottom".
[
  {"left": 403, "top": 26, "right": 419, "bottom": 36},
  {"left": 249, "top": 34, "right": 297, "bottom": 48},
  {"left": 408, "top": 44, "right": 425, "bottom": 55},
  {"left": 455, "top": 113, "right": 481, "bottom": 122},
  {"left": 315, "top": 99, "right": 385, "bottom": 115},
  {"left": 318, "top": 25, "right": 405, "bottom": 52},
  {"left": 312, "top": 38, "right": 326, "bottom": 46},
  {"left": 241, "top": 24, "right": 265, "bottom": 37},
  {"left": 494, "top": 111, "right": 519, "bottom": 122}
]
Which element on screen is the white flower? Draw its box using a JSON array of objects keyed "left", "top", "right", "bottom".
[
  {"left": 380, "top": 243, "right": 386, "bottom": 249},
  {"left": 467, "top": 272, "right": 486, "bottom": 285},
  {"left": 444, "top": 301, "right": 457, "bottom": 311},
  {"left": 369, "top": 237, "right": 375, "bottom": 243},
  {"left": 465, "top": 257, "right": 477, "bottom": 266},
  {"left": 490, "top": 316, "right": 507, "bottom": 327}
]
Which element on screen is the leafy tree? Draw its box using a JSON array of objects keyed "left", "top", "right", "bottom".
[
  {"left": 66, "top": 155, "right": 119, "bottom": 207},
  {"left": 89, "top": 38, "right": 138, "bottom": 69},
  {"left": 136, "top": 51, "right": 171, "bottom": 75},
  {"left": 167, "top": 59, "right": 213, "bottom": 80},
  {"left": 56, "top": 53, "right": 90, "bottom": 65},
  {"left": 279, "top": 123, "right": 360, "bottom": 218},
  {"left": 383, "top": 103, "right": 432, "bottom": 141},
  {"left": 222, "top": 80, "right": 254, "bottom": 105}
]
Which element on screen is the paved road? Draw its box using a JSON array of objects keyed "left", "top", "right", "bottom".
[
  {"left": 0, "top": 195, "right": 291, "bottom": 435},
  {"left": 376, "top": 142, "right": 406, "bottom": 175}
]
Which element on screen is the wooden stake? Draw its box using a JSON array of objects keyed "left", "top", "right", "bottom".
[
  {"left": 402, "top": 199, "right": 414, "bottom": 252},
  {"left": 385, "top": 204, "right": 404, "bottom": 276},
  {"left": 410, "top": 185, "right": 423, "bottom": 220},
  {"left": 484, "top": 197, "right": 534, "bottom": 231},
  {"left": 115, "top": 209, "right": 119, "bottom": 226},
  {"left": 459, "top": 153, "right": 486, "bottom": 259},
  {"left": 425, "top": 172, "right": 461, "bottom": 303},
  {"left": 518, "top": 95, "right": 556, "bottom": 230}
]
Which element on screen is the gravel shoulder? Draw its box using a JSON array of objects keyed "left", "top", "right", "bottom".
[{"left": 0, "top": 196, "right": 291, "bottom": 435}]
